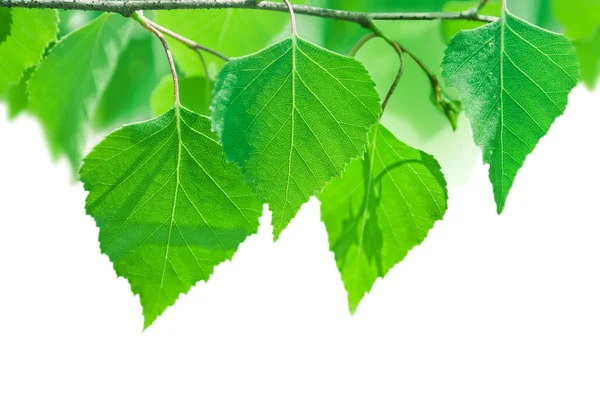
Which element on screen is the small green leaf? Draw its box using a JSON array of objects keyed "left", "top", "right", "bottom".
[
  {"left": 80, "top": 105, "right": 262, "bottom": 328},
  {"left": 441, "top": 1, "right": 502, "bottom": 44},
  {"left": 0, "top": 8, "right": 58, "bottom": 95},
  {"left": 93, "top": 35, "right": 168, "bottom": 131},
  {"left": 28, "top": 13, "right": 134, "bottom": 170},
  {"left": 5, "top": 67, "right": 32, "bottom": 120},
  {"left": 430, "top": 76, "right": 462, "bottom": 131},
  {"left": 320, "top": 123, "right": 448, "bottom": 312},
  {"left": 212, "top": 36, "right": 381, "bottom": 239},
  {"left": 151, "top": 75, "right": 213, "bottom": 117},
  {"left": 575, "top": 28, "right": 600, "bottom": 89},
  {"left": 553, "top": 0, "right": 600, "bottom": 40},
  {"left": 156, "top": 5, "right": 304, "bottom": 76},
  {"left": 442, "top": 9, "right": 579, "bottom": 213}
]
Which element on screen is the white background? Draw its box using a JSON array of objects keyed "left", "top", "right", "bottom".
[{"left": 0, "top": 86, "right": 599, "bottom": 400}]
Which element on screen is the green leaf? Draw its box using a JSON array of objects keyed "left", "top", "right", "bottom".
[
  {"left": 212, "top": 36, "right": 381, "bottom": 239},
  {"left": 442, "top": 9, "right": 579, "bottom": 213},
  {"left": 320, "top": 123, "right": 448, "bottom": 312},
  {"left": 5, "top": 67, "right": 32, "bottom": 120},
  {"left": 93, "top": 35, "right": 168, "bottom": 131},
  {"left": 0, "top": 8, "right": 58, "bottom": 95},
  {"left": 58, "top": 10, "right": 102, "bottom": 37},
  {"left": 0, "top": 8, "right": 11, "bottom": 44},
  {"left": 28, "top": 13, "right": 134, "bottom": 170},
  {"left": 441, "top": 1, "right": 502, "bottom": 44},
  {"left": 151, "top": 75, "right": 213, "bottom": 117},
  {"left": 155, "top": 5, "right": 304, "bottom": 76},
  {"left": 575, "top": 28, "right": 600, "bottom": 89},
  {"left": 553, "top": 0, "right": 600, "bottom": 40},
  {"left": 80, "top": 105, "right": 262, "bottom": 328}
]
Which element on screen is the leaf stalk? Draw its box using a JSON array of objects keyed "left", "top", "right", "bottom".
[{"left": 132, "top": 11, "right": 180, "bottom": 104}]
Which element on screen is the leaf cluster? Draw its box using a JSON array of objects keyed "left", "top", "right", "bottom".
[{"left": 0, "top": 0, "right": 597, "bottom": 327}]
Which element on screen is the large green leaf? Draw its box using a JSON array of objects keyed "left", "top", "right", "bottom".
[
  {"left": 93, "top": 35, "right": 168, "bottom": 131},
  {"left": 320, "top": 123, "right": 448, "bottom": 312},
  {"left": 155, "top": 5, "right": 304, "bottom": 76},
  {"left": 28, "top": 13, "right": 134, "bottom": 170},
  {"left": 553, "top": 0, "right": 600, "bottom": 40},
  {"left": 0, "top": 8, "right": 58, "bottom": 95},
  {"left": 151, "top": 75, "right": 213, "bottom": 117},
  {"left": 80, "top": 105, "right": 262, "bottom": 328},
  {"left": 442, "top": 9, "right": 579, "bottom": 213},
  {"left": 212, "top": 36, "right": 381, "bottom": 239},
  {"left": 575, "top": 28, "right": 600, "bottom": 89}
]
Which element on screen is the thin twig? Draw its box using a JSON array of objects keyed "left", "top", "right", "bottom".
[
  {"left": 196, "top": 48, "right": 209, "bottom": 78},
  {"left": 469, "top": 0, "right": 489, "bottom": 14},
  {"left": 396, "top": 44, "right": 437, "bottom": 87},
  {"left": 0, "top": 0, "right": 499, "bottom": 24},
  {"left": 146, "top": 19, "right": 230, "bottom": 61},
  {"left": 133, "top": 11, "right": 179, "bottom": 103},
  {"left": 350, "top": 32, "right": 376, "bottom": 57},
  {"left": 382, "top": 43, "right": 403, "bottom": 113},
  {"left": 351, "top": 29, "right": 404, "bottom": 113}
]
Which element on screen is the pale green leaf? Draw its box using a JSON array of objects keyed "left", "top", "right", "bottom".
[
  {"left": 575, "top": 28, "right": 600, "bottom": 89},
  {"left": 212, "top": 36, "right": 381, "bottom": 239},
  {"left": 58, "top": 9, "right": 102, "bottom": 37},
  {"left": 80, "top": 105, "right": 262, "bottom": 328},
  {"left": 93, "top": 35, "right": 168, "bottom": 131},
  {"left": 0, "top": 8, "right": 58, "bottom": 94},
  {"left": 0, "top": 8, "right": 11, "bottom": 44},
  {"left": 5, "top": 67, "right": 31, "bottom": 120},
  {"left": 553, "top": 0, "right": 600, "bottom": 40},
  {"left": 320, "top": 123, "right": 448, "bottom": 312},
  {"left": 442, "top": 10, "right": 579, "bottom": 213},
  {"left": 441, "top": 1, "right": 502, "bottom": 44},
  {"left": 151, "top": 75, "right": 213, "bottom": 117},
  {"left": 28, "top": 13, "right": 134, "bottom": 170}
]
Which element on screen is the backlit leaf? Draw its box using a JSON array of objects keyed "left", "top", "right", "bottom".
[
  {"left": 320, "top": 123, "right": 448, "bottom": 312},
  {"left": 212, "top": 36, "right": 381, "bottom": 239},
  {"left": 0, "top": 8, "right": 58, "bottom": 95},
  {"left": 93, "top": 35, "right": 168, "bottom": 131},
  {"left": 0, "top": 8, "right": 11, "bottom": 44},
  {"left": 442, "top": 9, "right": 579, "bottom": 213},
  {"left": 575, "top": 28, "right": 600, "bottom": 89},
  {"left": 28, "top": 13, "right": 134, "bottom": 170},
  {"left": 80, "top": 105, "right": 262, "bottom": 328},
  {"left": 5, "top": 67, "right": 32, "bottom": 120}
]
